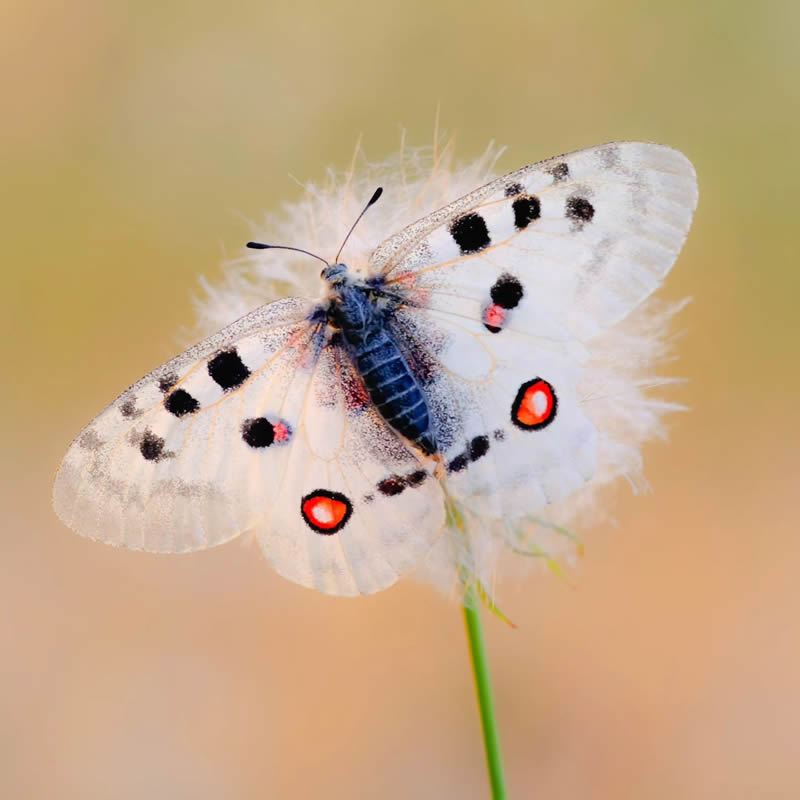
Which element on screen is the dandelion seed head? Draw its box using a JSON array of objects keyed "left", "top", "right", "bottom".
[{"left": 193, "top": 138, "right": 687, "bottom": 601}]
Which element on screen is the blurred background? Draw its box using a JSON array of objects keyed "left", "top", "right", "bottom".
[{"left": 2, "top": 0, "right": 799, "bottom": 797}]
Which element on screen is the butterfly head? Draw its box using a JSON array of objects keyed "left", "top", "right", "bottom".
[{"left": 321, "top": 262, "right": 349, "bottom": 286}]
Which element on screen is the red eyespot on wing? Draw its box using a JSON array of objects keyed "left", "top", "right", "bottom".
[
  {"left": 273, "top": 422, "right": 290, "bottom": 442},
  {"left": 301, "top": 490, "right": 353, "bottom": 534},
  {"left": 483, "top": 303, "right": 506, "bottom": 332},
  {"left": 511, "top": 379, "right": 557, "bottom": 430}
]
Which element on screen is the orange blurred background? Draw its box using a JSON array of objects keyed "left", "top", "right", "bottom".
[{"left": 2, "top": 1, "right": 799, "bottom": 797}]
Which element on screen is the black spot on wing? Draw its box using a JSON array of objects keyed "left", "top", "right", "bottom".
[
  {"left": 139, "top": 430, "right": 171, "bottom": 462},
  {"left": 512, "top": 195, "right": 541, "bottom": 230},
  {"left": 158, "top": 373, "right": 178, "bottom": 394},
  {"left": 505, "top": 182, "right": 524, "bottom": 197},
  {"left": 549, "top": 162, "right": 569, "bottom": 182},
  {"left": 119, "top": 399, "right": 140, "bottom": 418},
  {"left": 406, "top": 470, "right": 427, "bottom": 487},
  {"left": 469, "top": 435, "right": 490, "bottom": 461},
  {"left": 373, "top": 469, "right": 429, "bottom": 500},
  {"left": 78, "top": 429, "right": 103, "bottom": 450},
  {"left": 208, "top": 348, "right": 250, "bottom": 391},
  {"left": 566, "top": 196, "right": 595, "bottom": 224},
  {"left": 598, "top": 144, "right": 621, "bottom": 169},
  {"left": 241, "top": 417, "right": 275, "bottom": 448},
  {"left": 450, "top": 213, "right": 491, "bottom": 254},
  {"left": 165, "top": 388, "right": 200, "bottom": 417},
  {"left": 448, "top": 434, "right": 492, "bottom": 473},
  {"left": 448, "top": 453, "right": 469, "bottom": 473},
  {"left": 377, "top": 476, "right": 406, "bottom": 497},
  {"left": 490, "top": 274, "right": 524, "bottom": 309}
]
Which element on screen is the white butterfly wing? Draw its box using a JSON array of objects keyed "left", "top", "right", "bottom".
[
  {"left": 371, "top": 142, "right": 697, "bottom": 339},
  {"left": 374, "top": 142, "right": 697, "bottom": 514},
  {"left": 54, "top": 296, "right": 444, "bottom": 596}
]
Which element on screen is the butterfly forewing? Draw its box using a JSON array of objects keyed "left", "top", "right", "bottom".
[
  {"left": 53, "top": 297, "right": 318, "bottom": 552},
  {"left": 373, "top": 142, "right": 697, "bottom": 338}
]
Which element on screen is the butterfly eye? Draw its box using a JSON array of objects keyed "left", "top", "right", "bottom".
[{"left": 321, "top": 263, "right": 348, "bottom": 283}]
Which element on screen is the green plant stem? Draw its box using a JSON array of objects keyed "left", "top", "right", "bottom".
[{"left": 463, "top": 599, "right": 508, "bottom": 799}]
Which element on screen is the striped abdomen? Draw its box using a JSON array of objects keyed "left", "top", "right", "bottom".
[{"left": 353, "top": 332, "right": 436, "bottom": 455}]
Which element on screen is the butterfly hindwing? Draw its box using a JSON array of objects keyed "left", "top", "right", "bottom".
[
  {"left": 257, "top": 344, "right": 444, "bottom": 595},
  {"left": 389, "top": 304, "right": 595, "bottom": 519}
]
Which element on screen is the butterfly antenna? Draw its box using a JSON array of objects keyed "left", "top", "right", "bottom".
[
  {"left": 335, "top": 186, "right": 383, "bottom": 264},
  {"left": 245, "top": 241, "right": 330, "bottom": 268}
]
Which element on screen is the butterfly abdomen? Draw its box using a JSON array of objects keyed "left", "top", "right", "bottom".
[
  {"left": 331, "top": 284, "right": 436, "bottom": 455},
  {"left": 356, "top": 334, "right": 435, "bottom": 454}
]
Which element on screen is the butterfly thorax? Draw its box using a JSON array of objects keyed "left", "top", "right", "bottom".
[{"left": 324, "top": 266, "right": 436, "bottom": 456}]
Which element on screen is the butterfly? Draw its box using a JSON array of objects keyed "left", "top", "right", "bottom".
[{"left": 53, "top": 141, "right": 698, "bottom": 597}]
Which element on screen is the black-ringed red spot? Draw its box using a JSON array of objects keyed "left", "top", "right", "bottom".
[
  {"left": 483, "top": 274, "right": 524, "bottom": 332},
  {"left": 511, "top": 379, "right": 558, "bottom": 430},
  {"left": 301, "top": 490, "right": 353, "bottom": 535},
  {"left": 483, "top": 304, "right": 505, "bottom": 333}
]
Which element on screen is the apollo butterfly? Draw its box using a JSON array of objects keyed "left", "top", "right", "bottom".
[{"left": 53, "top": 141, "right": 698, "bottom": 597}]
